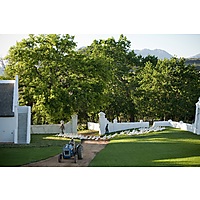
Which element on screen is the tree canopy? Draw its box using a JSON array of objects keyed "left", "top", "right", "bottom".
[
  {"left": 2, "top": 34, "right": 200, "bottom": 125},
  {"left": 134, "top": 58, "right": 200, "bottom": 121}
]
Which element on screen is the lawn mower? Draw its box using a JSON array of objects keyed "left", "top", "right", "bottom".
[{"left": 58, "top": 139, "right": 83, "bottom": 163}]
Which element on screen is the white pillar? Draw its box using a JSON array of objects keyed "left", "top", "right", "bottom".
[
  {"left": 99, "top": 112, "right": 107, "bottom": 135},
  {"left": 13, "top": 128, "right": 18, "bottom": 144},
  {"left": 14, "top": 76, "right": 19, "bottom": 144},
  {"left": 194, "top": 97, "right": 200, "bottom": 135},
  {"left": 26, "top": 106, "right": 31, "bottom": 144},
  {"left": 71, "top": 114, "right": 78, "bottom": 134}
]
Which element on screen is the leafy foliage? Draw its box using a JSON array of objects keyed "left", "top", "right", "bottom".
[
  {"left": 2, "top": 34, "right": 200, "bottom": 124},
  {"left": 135, "top": 57, "right": 200, "bottom": 121},
  {"left": 82, "top": 35, "right": 138, "bottom": 121},
  {"left": 4, "top": 34, "right": 110, "bottom": 124}
]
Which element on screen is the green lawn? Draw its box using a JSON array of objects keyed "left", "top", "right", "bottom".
[
  {"left": 0, "top": 134, "right": 72, "bottom": 166},
  {"left": 89, "top": 128, "right": 200, "bottom": 167},
  {"left": 2, "top": 128, "right": 200, "bottom": 167}
]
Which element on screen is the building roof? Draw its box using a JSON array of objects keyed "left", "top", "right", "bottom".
[{"left": 0, "top": 83, "right": 14, "bottom": 117}]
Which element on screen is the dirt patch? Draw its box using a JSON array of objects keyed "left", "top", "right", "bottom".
[{"left": 22, "top": 140, "right": 108, "bottom": 167}]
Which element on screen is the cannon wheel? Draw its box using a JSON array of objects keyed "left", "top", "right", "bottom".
[
  {"left": 58, "top": 154, "right": 62, "bottom": 163},
  {"left": 77, "top": 145, "right": 83, "bottom": 160}
]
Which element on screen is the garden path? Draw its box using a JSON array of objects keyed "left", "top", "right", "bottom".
[{"left": 22, "top": 140, "right": 108, "bottom": 167}]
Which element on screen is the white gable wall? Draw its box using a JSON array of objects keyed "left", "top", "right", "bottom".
[
  {"left": 0, "top": 76, "right": 31, "bottom": 144},
  {"left": 0, "top": 78, "right": 18, "bottom": 143}
]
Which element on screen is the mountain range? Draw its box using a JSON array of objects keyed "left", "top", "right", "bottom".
[
  {"left": 134, "top": 49, "right": 173, "bottom": 59},
  {"left": 134, "top": 49, "right": 200, "bottom": 59},
  {"left": 79, "top": 46, "right": 199, "bottom": 59},
  {"left": 190, "top": 53, "right": 200, "bottom": 59}
]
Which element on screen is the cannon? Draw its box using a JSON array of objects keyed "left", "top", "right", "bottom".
[{"left": 58, "top": 139, "right": 83, "bottom": 163}]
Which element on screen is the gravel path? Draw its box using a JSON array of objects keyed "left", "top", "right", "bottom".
[{"left": 22, "top": 140, "right": 108, "bottom": 167}]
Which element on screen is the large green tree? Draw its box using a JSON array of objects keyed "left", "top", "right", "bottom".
[
  {"left": 82, "top": 35, "right": 139, "bottom": 121},
  {"left": 3, "top": 34, "right": 199, "bottom": 125},
  {"left": 4, "top": 34, "right": 109, "bottom": 124}
]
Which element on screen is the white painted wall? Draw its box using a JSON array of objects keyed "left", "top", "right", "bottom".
[
  {"left": 152, "top": 121, "right": 172, "bottom": 127},
  {"left": 31, "top": 114, "right": 78, "bottom": 134},
  {"left": 97, "top": 112, "right": 149, "bottom": 135},
  {"left": 164, "top": 97, "right": 200, "bottom": 135},
  {"left": 169, "top": 120, "right": 195, "bottom": 133},
  {"left": 31, "top": 124, "right": 61, "bottom": 134},
  {"left": 93, "top": 98, "right": 200, "bottom": 136},
  {"left": 152, "top": 120, "right": 195, "bottom": 134},
  {"left": 87, "top": 122, "right": 99, "bottom": 131},
  {"left": 108, "top": 121, "right": 149, "bottom": 133}
]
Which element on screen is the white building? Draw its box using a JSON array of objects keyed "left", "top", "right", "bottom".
[{"left": 0, "top": 76, "right": 31, "bottom": 144}]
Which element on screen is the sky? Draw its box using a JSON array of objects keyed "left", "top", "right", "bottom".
[
  {"left": 0, "top": 34, "right": 200, "bottom": 58},
  {"left": 75, "top": 34, "right": 200, "bottom": 58},
  {"left": 1, "top": 1, "right": 200, "bottom": 59}
]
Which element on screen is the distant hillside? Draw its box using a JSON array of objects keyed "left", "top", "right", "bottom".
[
  {"left": 190, "top": 53, "right": 200, "bottom": 59},
  {"left": 134, "top": 49, "right": 173, "bottom": 59},
  {"left": 185, "top": 58, "right": 200, "bottom": 70}
]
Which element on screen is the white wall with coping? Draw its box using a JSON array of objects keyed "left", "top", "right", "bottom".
[
  {"left": 171, "top": 121, "right": 194, "bottom": 133},
  {"left": 31, "top": 114, "right": 78, "bottom": 134},
  {"left": 166, "top": 98, "right": 200, "bottom": 135},
  {"left": 88, "top": 97, "right": 200, "bottom": 136},
  {"left": 152, "top": 120, "right": 195, "bottom": 134},
  {"left": 152, "top": 121, "right": 172, "bottom": 127},
  {"left": 107, "top": 121, "right": 149, "bottom": 134},
  {"left": 169, "top": 120, "right": 195, "bottom": 133},
  {"left": 31, "top": 124, "right": 60, "bottom": 134},
  {"left": 88, "top": 121, "right": 150, "bottom": 135},
  {"left": 97, "top": 112, "right": 149, "bottom": 135}
]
